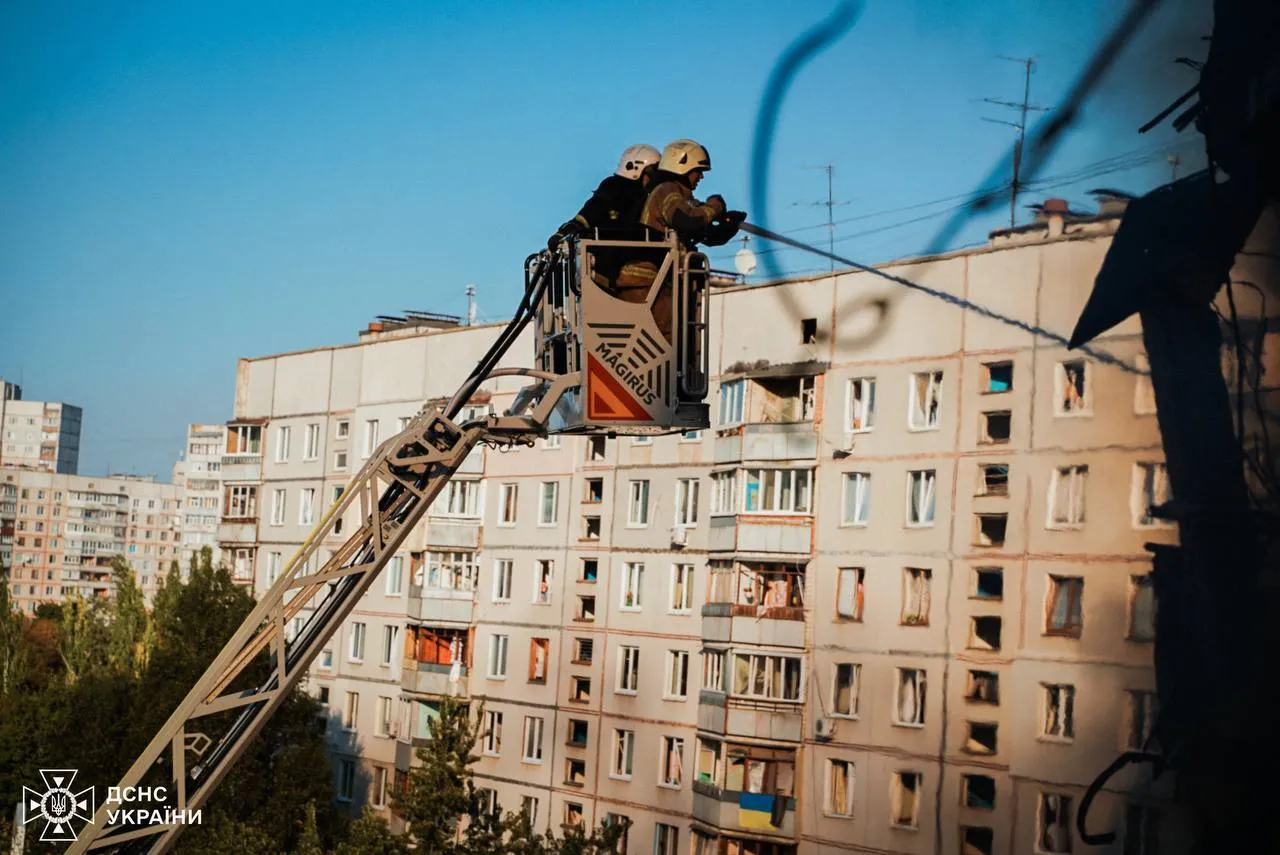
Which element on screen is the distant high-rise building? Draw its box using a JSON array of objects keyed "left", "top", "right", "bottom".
[
  {"left": 172, "top": 423, "right": 226, "bottom": 572},
  {"left": 0, "top": 379, "right": 83, "bottom": 474}
]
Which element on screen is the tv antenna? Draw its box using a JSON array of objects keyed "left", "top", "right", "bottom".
[
  {"left": 980, "top": 56, "right": 1049, "bottom": 227},
  {"left": 791, "top": 164, "right": 851, "bottom": 271}
]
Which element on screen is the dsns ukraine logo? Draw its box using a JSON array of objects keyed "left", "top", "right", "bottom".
[{"left": 22, "top": 768, "right": 95, "bottom": 843}]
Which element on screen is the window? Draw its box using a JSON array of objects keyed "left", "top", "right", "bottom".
[
  {"left": 906, "top": 470, "right": 936, "bottom": 525},
  {"left": 580, "top": 558, "right": 599, "bottom": 582},
  {"left": 621, "top": 562, "right": 644, "bottom": 610},
  {"left": 1128, "top": 575, "right": 1156, "bottom": 641},
  {"left": 522, "top": 716, "right": 544, "bottom": 763},
  {"left": 674, "top": 478, "right": 699, "bottom": 527},
  {"left": 583, "top": 478, "right": 604, "bottom": 504},
  {"left": 1124, "top": 804, "right": 1160, "bottom": 855},
  {"left": 533, "top": 560, "right": 553, "bottom": 604},
  {"left": 348, "top": 622, "right": 366, "bottom": 662},
  {"left": 711, "top": 471, "right": 738, "bottom": 515},
  {"left": 385, "top": 555, "right": 404, "bottom": 596},
  {"left": 660, "top": 736, "right": 684, "bottom": 788},
  {"left": 670, "top": 564, "right": 694, "bottom": 613},
  {"left": 979, "top": 410, "right": 1011, "bottom": 444},
  {"left": 826, "top": 759, "right": 855, "bottom": 818},
  {"left": 542, "top": 433, "right": 560, "bottom": 449},
  {"left": 891, "top": 772, "right": 922, "bottom": 828},
  {"left": 226, "top": 424, "right": 262, "bottom": 454},
  {"left": 702, "top": 650, "right": 725, "bottom": 692},
  {"left": 527, "top": 637, "right": 549, "bottom": 683},
  {"left": 1048, "top": 465, "right": 1088, "bottom": 528},
  {"left": 841, "top": 472, "right": 870, "bottom": 526},
  {"left": 966, "top": 670, "right": 1000, "bottom": 704},
  {"left": 681, "top": 429, "right": 701, "bottom": 442},
  {"left": 434, "top": 479, "right": 480, "bottom": 518},
  {"left": 742, "top": 468, "right": 813, "bottom": 514},
  {"left": 969, "top": 616, "right": 1002, "bottom": 651},
  {"left": 1133, "top": 462, "right": 1172, "bottom": 527},
  {"left": 337, "top": 759, "right": 355, "bottom": 801},
  {"left": 719, "top": 379, "right": 745, "bottom": 426},
  {"left": 381, "top": 626, "right": 398, "bottom": 667},
  {"left": 304, "top": 423, "right": 320, "bottom": 460},
  {"left": 627, "top": 480, "right": 650, "bottom": 526},
  {"left": 492, "top": 559, "right": 513, "bottom": 602},
  {"left": 569, "top": 675, "right": 591, "bottom": 703},
  {"left": 335, "top": 419, "right": 350, "bottom": 439},
  {"left": 1055, "top": 360, "right": 1091, "bottom": 415},
  {"left": 909, "top": 370, "right": 943, "bottom": 429},
  {"left": 973, "top": 567, "right": 1003, "bottom": 600},
  {"left": 582, "top": 514, "right": 601, "bottom": 540},
  {"left": 1042, "top": 684, "right": 1075, "bottom": 740},
  {"left": 488, "top": 634, "right": 509, "bottom": 679},
  {"left": 612, "top": 729, "right": 635, "bottom": 778},
  {"left": 963, "top": 774, "right": 996, "bottom": 810},
  {"left": 654, "top": 823, "right": 678, "bottom": 855},
  {"left": 966, "top": 721, "right": 998, "bottom": 755},
  {"left": 585, "top": 434, "right": 607, "bottom": 461},
  {"left": 979, "top": 463, "right": 1009, "bottom": 496},
  {"left": 483, "top": 711, "right": 502, "bottom": 755},
  {"left": 539, "top": 481, "right": 559, "bottom": 525},
  {"left": 982, "top": 361, "right": 1013, "bottom": 393},
  {"left": 521, "top": 796, "right": 539, "bottom": 825},
  {"left": 665, "top": 650, "right": 690, "bottom": 699},
  {"left": 1037, "top": 793, "right": 1073, "bottom": 853},
  {"left": 298, "top": 487, "right": 315, "bottom": 526},
  {"left": 342, "top": 692, "right": 359, "bottom": 730},
  {"left": 1046, "top": 575, "right": 1084, "bottom": 636},
  {"left": 266, "top": 552, "right": 283, "bottom": 586},
  {"left": 901, "top": 568, "right": 931, "bottom": 625},
  {"left": 320, "top": 649, "right": 333, "bottom": 669},
  {"left": 895, "top": 668, "right": 927, "bottom": 726},
  {"left": 363, "top": 419, "right": 379, "bottom": 457},
  {"left": 846, "top": 377, "right": 876, "bottom": 433},
  {"left": 498, "top": 483, "right": 518, "bottom": 524},
  {"left": 334, "top": 450, "right": 348, "bottom": 470},
  {"left": 274, "top": 425, "right": 292, "bottom": 463},
  {"left": 568, "top": 719, "right": 589, "bottom": 747},
  {"left": 421, "top": 550, "right": 479, "bottom": 591},
  {"left": 270, "top": 489, "right": 286, "bottom": 526},
  {"left": 572, "top": 637, "right": 594, "bottom": 664},
  {"left": 730, "top": 652, "right": 803, "bottom": 702},
  {"left": 617, "top": 646, "right": 640, "bottom": 693},
  {"left": 833, "top": 663, "right": 860, "bottom": 717},
  {"left": 376, "top": 696, "right": 393, "bottom": 737},
  {"left": 963, "top": 826, "right": 995, "bottom": 855},
  {"left": 836, "top": 567, "right": 865, "bottom": 620},
  {"left": 476, "top": 787, "right": 498, "bottom": 817},
  {"left": 1126, "top": 690, "right": 1158, "bottom": 750},
  {"left": 575, "top": 595, "right": 596, "bottom": 622}
]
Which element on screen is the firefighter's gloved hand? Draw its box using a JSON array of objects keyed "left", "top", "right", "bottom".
[
  {"left": 721, "top": 210, "right": 747, "bottom": 225},
  {"left": 705, "top": 194, "right": 727, "bottom": 216},
  {"left": 702, "top": 219, "right": 741, "bottom": 247}
]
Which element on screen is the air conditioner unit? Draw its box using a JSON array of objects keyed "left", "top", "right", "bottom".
[
  {"left": 815, "top": 718, "right": 837, "bottom": 741},
  {"left": 670, "top": 526, "right": 688, "bottom": 547}
]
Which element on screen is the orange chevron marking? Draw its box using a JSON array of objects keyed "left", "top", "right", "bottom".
[{"left": 586, "top": 355, "right": 651, "bottom": 421}]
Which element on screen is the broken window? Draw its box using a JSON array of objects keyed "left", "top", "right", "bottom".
[
  {"left": 580, "top": 558, "right": 598, "bottom": 583},
  {"left": 670, "top": 564, "right": 694, "bottom": 612},
  {"left": 1055, "top": 361, "right": 1090, "bottom": 415},
  {"left": 1128, "top": 575, "right": 1156, "bottom": 641},
  {"left": 982, "top": 361, "right": 1013, "bottom": 394},
  {"left": 1133, "top": 462, "right": 1172, "bottom": 527},
  {"left": 587, "top": 435, "right": 607, "bottom": 461},
  {"left": 1126, "top": 690, "right": 1158, "bottom": 751},
  {"left": 498, "top": 483, "right": 518, "bottom": 524},
  {"left": 724, "top": 743, "right": 796, "bottom": 798},
  {"left": 483, "top": 711, "right": 502, "bottom": 754},
  {"left": 568, "top": 718, "right": 588, "bottom": 747},
  {"left": 909, "top": 371, "right": 943, "bottom": 429},
  {"left": 907, "top": 470, "right": 936, "bottom": 525},
  {"left": 891, "top": 772, "right": 922, "bottom": 828},
  {"left": 527, "top": 638, "right": 549, "bottom": 683},
  {"left": 424, "top": 551, "right": 478, "bottom": 591},
  {"left": 963, "top": 774, "right": 996, "bottom": 810},
  {"left": 620, "top": 562, "right": 644, "bottom": 609},
  {"left": 1046, "top": 576, "right": 1084, "bottom": 636},
  {"left": 1042, "top": 684, "right": 1076, "bottom": 740},
  {"left": 719, "top": 379, "right": 745, "bottom": 426},
  {"left": 966, "top": 669, "right": 1000, "bottom": 704},
  {"left": 836, "top": 567, "right": 865, "bottom": 620},
  {"left": 894, "top": 668, "right": 927, "bottom": 726},
  {"left": 575, "top": 595, "right": 596, "bottom": 622},
  {"left": 901, "top": 568, "right": 931, "bottom": 625},
  {"left": 522, "top": 716, "right": 544, "bottom": 763},
  {"left": 533, "top": 559, "right": 553, "bottom": 604},
  {"left": 731, "top": 652, "right": 803, "bottom": 702},
  {"left": 969, "top": 616, "right": 1002, "bottom": 651},
  {"left": 1038, "top": 793, "right": 1074, "bottom": 853},
  {"left": 962, "top": 826, "right": 995, "bottom": 855},
  {"left": 842, "top": 472, "right": 871, "bottom": 525},
  {"left": 666, "top": 650, "right": 690, "bottom": 698},
  {"left": 612, "top": 729, "right": 635, "bottom": 777},
  {"left": 966, "top": 722, "right": 998, "bottom": 755},
  {"left": 584, "top": 478, "right": 603, "bottom": 504},
  {"left": 979, "top": 411, "right": 1011, "bottom": 444},
  {"left": 973, "top": 567, "right": 1003, "bottom": 600},
  {"left": 827, "top": 759, "right": 855, "bottom": 818},
  {"left": 661, "top": 736, "right": 685, "bottom": 787},
  {"left": 974, "top": 514, "right": 1007, "bottom": 547},
  {"left": 847, "top": 377, "right": 876, "bottom": 433},
  {"left": 752, "top": 375, "right": 816, "bottom": 423},
  {"left": 565, "top": 758, "right": 587, "bottom": 786},
  {"left": 1050, "top": 465, "right": 1088, "bottom": 527},
  {"left": 801, "top": 317, "right": 817, "bottom": 343},
  {"left": 833, "top": 663, "right": 860, "bottom": 717},
  {"left": 571, "top": 676, "right": 590, "bottom": 703},
  {"left": 226, "top": 424, "right": 262, "bottom": 455},
  {"left": 979, "top": 464, "right": 1009, "bottom": 496},
  {"left": 224, "top": 485, "right": 257, "bottom": 519}
]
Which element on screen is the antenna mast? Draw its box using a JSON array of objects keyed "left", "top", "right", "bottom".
[
  {"left": 981, "top": 56, "right": 1047, "bottom": 227},
  {"left": 465, "top": 284, "right": 477, "bottom": 326},
  {"left": 793, "top": 164, "right": 850, "bottom": 272}
]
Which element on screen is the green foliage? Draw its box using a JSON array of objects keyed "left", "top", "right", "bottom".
[
  {"left": 333, "top": 809, "right": 410, "bottom": 855},
  {"left": 0, "top": 576, "right": 28, "bottom": 694},
  {"left": 106, "top": 556, "right": 148, "bottom": 677}
]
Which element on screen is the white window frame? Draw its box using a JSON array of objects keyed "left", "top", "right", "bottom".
[
  {"left": 521, "top": 716, "right": 544, "bottom": 764},
  {"left": 538, "top": 481, "right": 559, "bottom": 526},
  {"left": 617, "top": 645, "right": 640, "bottom": 694},
  {"left": 611, "top": 729, "right": 635, "bottom": 780},
  {"left": 908, "top": 370, "right": 943, "bottom": 430},
  {"left": 347, "top": 622, "right": 366, "bottom": 663},
  {"left": 497, "top": 482, "right": 518, "bottom": 526},
  {"left": 702, "top": 650, "right": 725, "bottom": 692},
  {"left": 741, "top": 468, "right": 813, "bottom": 514},
  {"left": 1054, "top": 360, "right": 1092, "bottom": 417},
  {"left": 1132, "top": 462, "right": 1173, "bottom": 528},
  {"left": 627, "top": 479, "right": 650, "bottom": 527},
  {"left": 492, "top": 558, "right": 513, "bottom": 603},
  {"left": 298, "top": 487, "right": 316, "bottom": 526},
  {"left": 487, "top": 634, "right": 509, "bottom": 679},
  {"left": 483, "top": 710, "right": 503, "bottom": 756},
  {"left": 664, "top": 650, "right": 690, "bottom": 700},
  {"left": 846, "top": 377, "right": 876, "bottom": 434},
  {"left": 710, "top": 470, "right": 738, "bottom": 515},
  {"left": 274, "top": 425, "right": 291, "bottom": 463},
  {"left": 385, "top": 555, "right": 404, "bottom": 597},
  {"left": 826, "top": 759, "right": 856, "bottom": 818},
  {"left": 841, "top": 472, "right": 871, "bottom": 526},
  {"left": 434, "top": 479, "right": 481, "bottom": 519},
  {"left": 669, "top": 564, "right": 694, "bottom": 614},
  {"left": 654, "top": 823, "right": 678, "bottom": 855},
  {"left": 718, "top": 379, "right": 745, "bottom": 427},
  {"left": 335, "top": 419, "right": 349, "bottom": 439},
  {"left": 266, "top": 551, "right": 283, "bottom": 587},
  {"left": 376, "top": 696, "right": 393, "bottom": 737},
  {"left": 303, "top": 423, "right": 320, "bottom": 461},
  {"left": 270, "top": 489, "right": 286, "bottom": 526},
  {"left": 729, "top": 650, "right": 804, "bottom": 703},
  {"left": 362, "top": 419, "right": 379, "bottom": 458},
  {"left": 906, "top": 470, "right": 936, "bottom": 527},
  {"left": 1047, "top": 464, "right": 1088, "bottom": 529},
  {"left": 836, "top": 566, "right": 865, "bottom": 621},
  {"left": 380, "top": 625, "right": 398, "bottom": 668},
  {"left": 533, "top": 559, "right": 553, "bottom": 605},
  {"left": 674, "top": 478, "right": 699, "bottom": 528},
  {"left": 342, "top": 691, "right": 359, "bottom": 731},
  {"left": 620, "top": 562, "right": 644, "bottom": 611},
  {"left": 370, "top": 766, "right": 388, "bottom": 808},
  {"left": 659, "top": 736, "right": 684, "bottom": 789}
]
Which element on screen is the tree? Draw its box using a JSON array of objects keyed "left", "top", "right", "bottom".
[
  {"left": 334, "top": 809, "right": 410, "bottom": 855},
  {"left": 0, "top": 576, "right": 27, "bottom": 694},
  {"left": 294, "top": 802, "right": 325, "bottom": 855},
  {"left": 54, "top": 591, "right": 109, "bottom": 682},
  {"left": 106, "top": 556, "right": 148, "bottom": 677}
]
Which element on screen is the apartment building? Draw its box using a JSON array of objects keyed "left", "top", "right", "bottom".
[
  {"left": 1, "top": 468, "right": 182, "bottom": 611},
  {"left": 225, "top": 200, "right": 1188, "bottom": 855},
  {"left": 172, "top": 423, "right": 226, "bottom": 571},
  {"left": 0, "top": 380, "right": 83, "bottom": 474}
]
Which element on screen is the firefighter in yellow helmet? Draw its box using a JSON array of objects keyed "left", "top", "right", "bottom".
[{"left": 616, "top": 139, "right": 746, "bottom": 342}]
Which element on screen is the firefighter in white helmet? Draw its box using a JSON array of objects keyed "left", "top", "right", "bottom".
[{"left": 548, "top": 143, "right": 661, "bottom": 251}]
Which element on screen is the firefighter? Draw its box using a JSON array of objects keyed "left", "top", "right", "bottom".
[
  {"left": 616, "top": 139, "right": 746, "bottom": 341},
  {"left": 547, "top": 143, "right": 661, "bottom": 250}
]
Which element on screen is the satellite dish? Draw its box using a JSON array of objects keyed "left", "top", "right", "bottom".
[{"left": 734, "top": 247, "right": 758, "bottom": 276}]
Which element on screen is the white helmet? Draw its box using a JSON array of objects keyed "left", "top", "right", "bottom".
[
  {"left": 658, "top": 139, "right": 711, "bottom": 175},
  {"left": 615, "top": 144, "right": 661, "bottom": 180}
]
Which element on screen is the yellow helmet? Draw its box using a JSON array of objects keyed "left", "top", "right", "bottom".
[
  {"left": 659, "top": 139, "right": 711, "bottom": 175},
  {"left": 615, "top": 144, "right": 661, "bottom": 180}
]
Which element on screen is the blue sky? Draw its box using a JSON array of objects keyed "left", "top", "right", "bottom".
[{"left": 0, "top": 0, "right": 1210, "bottom": 477}]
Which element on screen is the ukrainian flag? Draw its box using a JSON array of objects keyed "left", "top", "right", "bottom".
[{"left": 737, "top": 792, "right": 776, "bottom": 830}]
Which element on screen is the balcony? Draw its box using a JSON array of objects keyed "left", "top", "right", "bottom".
[
  {"left": 692, "top": 782, "right": 797, "bottom": 839},
  {"left": 218, "top": 518, "right": 258, "bottom": 545},
  {"left": 424, "top": 519, "right": 481, "bottom": 550},
  {"left": 407, "top": 584, "right": 475, "bottom": 623},
  {"left": 715, "top": 422, "right": 818, "bottom": 464},
  {"left": 698, "top": 692, "right": 803, "bottom": 742},
  {"left": 219, "top": 455, "right": 262, "bottom": 482},
  {"left": 401, "top": 660, "right": 469, "bottom": 698},
  {"left": 702, "top": 564, "right": 806, "bottom": 648},
  {"left": 708, "top": 516, "right": 812, "bottom": 554}
]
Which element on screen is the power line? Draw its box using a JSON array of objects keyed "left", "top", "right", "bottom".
[{"left": 980, "top": 56, "right": 1049, "bottom": 227}]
